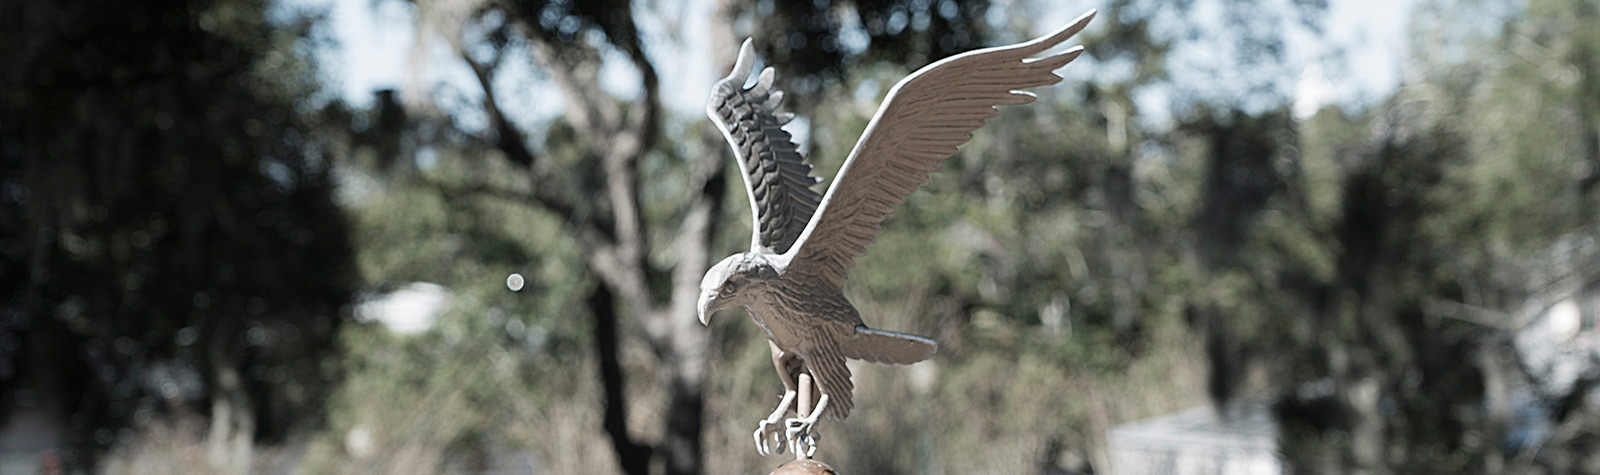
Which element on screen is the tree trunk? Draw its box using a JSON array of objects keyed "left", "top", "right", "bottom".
[
  {"left": 588, "top": 285, "right": 652, "bottom": 475},
  {"left": 206, "top": 359, "right": 254, "bottom": 474}
]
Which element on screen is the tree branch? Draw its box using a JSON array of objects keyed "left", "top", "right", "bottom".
[
  {"left": 598, "top": 39, "right": 662, "bottom": 328},
  {"left": 667, "top": 137, "right": 731, "bottom": 324},
  {"left": 462, "top": 52, "right": 539, "bottom": 169},
  {"left": 515, "top": 31, "right": 661, "bottom": 327},
  {"left": 611, "top": 28, "right": 662, "bottom": 166},
  {"left": 417, "top": 176, "right": 615, "bottom": 242},
  {"left": 525, "top": 36, "right": 618, "bottom": 137},
  {"left": 489, "top": 12, "right": 714, "bottom": 475}
]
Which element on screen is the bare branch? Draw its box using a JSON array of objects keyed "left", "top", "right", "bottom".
[
  {"left": 668, "top": 137, "right": 732, "bottom": 322},
  {"left": 461, "top": 52, "right": 539, "bottom": 169},
  {"left": 586, "top": 244, "right": 657, "bottom": 326},
  {"left": 525, "top": 36, "right": 619, "bottom": 136},
  {"left": 488, "top": 10, "right": 721, "bottom": 474},
  {"left": 415, "top": 176, "right": 614, "bottom": 241},
  {"left": 611, "top": 31, "right": 662, "bottom": 163},
  {"left": 511, "top": 31, "right": 663, "bottom": 328}
]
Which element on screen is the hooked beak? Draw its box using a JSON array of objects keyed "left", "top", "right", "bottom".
[{"left": 697, "top": 291, "right": 714, "bottom": 326}]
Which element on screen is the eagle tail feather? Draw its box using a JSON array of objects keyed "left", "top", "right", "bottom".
[{"left": 841, "top": 326, "right": 937, "bottom": 365}]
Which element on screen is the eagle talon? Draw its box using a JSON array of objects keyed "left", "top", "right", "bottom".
[
  {"left": 784, "top": 417, "right": 817, "bottom": 449},
  {"left": 754, "top": 418, "right": 787, "bottom": 455},
  {"left": 788, "top": 430, "right": 818, "bottom": 458},
  {"left": 783, "top": 394, "right": 828, "bottom": 456},
  {"left": 752, "top": 389, "right": 797, "bottom": 456},
  {"left": 784, "top": 417, "right": 813, "bottom": 440}
]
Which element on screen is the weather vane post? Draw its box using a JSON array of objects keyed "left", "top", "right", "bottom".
[{"left": 701, "top": 10, "right": 1097, "bottom": 472}]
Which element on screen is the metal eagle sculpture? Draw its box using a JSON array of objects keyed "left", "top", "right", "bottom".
[{"left": 700, "top": 10, "right": 1097, "bottom": 457}]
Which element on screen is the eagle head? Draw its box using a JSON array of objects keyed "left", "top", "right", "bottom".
[{"left": 697, "top": 252, "right": 777, "bottom": 325}]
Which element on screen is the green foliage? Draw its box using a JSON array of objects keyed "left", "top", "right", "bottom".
[
  {"left": 1, "top": 0, "right": 356, "bottom": 467},
  {"left": 301, "top": 145, "right": 604, "bottom": 472}
]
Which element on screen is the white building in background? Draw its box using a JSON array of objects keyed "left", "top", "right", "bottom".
[
  {"left": 1107, "top": 403, "right": 1284, "bottom": 475},
  {"left": 355, "top": 282, "right": 451, "bottom": 335}
]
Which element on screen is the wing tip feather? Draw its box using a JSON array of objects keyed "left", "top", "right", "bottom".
[
  {"left": 1025, "top": 45, "right": 1086, "bottom": 68},
  {"left": 782, "top": 11, "right": 1096, "bottom": 284},
  {"left": 729, "top": 39, "right": 756, "bottom": 83},
  {"left": 1018, "top": 9, "right": 1096, "bottom": 56}
]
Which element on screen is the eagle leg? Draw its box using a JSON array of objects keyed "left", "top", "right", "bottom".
[
  {"left": 754, "top": 389, "right": 795, "bottom": 455},
  {"left": 755, "top": 341, "right": 806, "bottom": 456},
  {"left": 785, "top": 393, "right": 828, "bottom": 458}
]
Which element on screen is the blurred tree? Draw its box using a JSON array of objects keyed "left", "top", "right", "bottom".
[
  {"left": 335, "top": 0, "right": 1592, "bottom": 472},
  {"left": 18, "top": 0, "right": 1600, "bottom": 472},
  {"left": 332, "top": 0, "right": 1600, "bottom": 471},
  {"left": 729, "top": 0, "right": 996, "bottom": 101},
  {"left": 836, "top": 0, "right": 1592, "bottom": 470},
  {"left": 1184, "top": 0, "right": 1600, "bottom": 470},
  {"left": 437, "top": 1, "right": 727, "bottom": 473},
  {"left": 391, "top": 0, "right": 1006, "bottom": 472},
  {"left": 0, "top": 0, "right": 355, "bottom": 470}
]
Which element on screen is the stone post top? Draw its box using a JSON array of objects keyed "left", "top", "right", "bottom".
[{"left": 768, "top": 459, "right": 838, "bottom": 475}]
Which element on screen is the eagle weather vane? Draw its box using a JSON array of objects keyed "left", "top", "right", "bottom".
[{"left": 699, "top": 9, "right": 1096, "bottom": 459}]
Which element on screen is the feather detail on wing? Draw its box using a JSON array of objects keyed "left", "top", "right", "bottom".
[
  {"left": 708, "top": 39, "right": 823, "bottom": 255},
  {"left": 785, "top": 10, "right": 1095, "bottom": 286},
  {"left": 804, "top": 342, "right": 855, "bottom": 420}
]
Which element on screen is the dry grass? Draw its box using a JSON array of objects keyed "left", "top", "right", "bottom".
[{"left": 103, "top": 299, "right": 1207, "bottom": 475}]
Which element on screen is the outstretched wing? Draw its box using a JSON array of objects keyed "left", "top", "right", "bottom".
[
  {"left": 785, "top": 10, "right": 1095, "bottom": 287},
  {"left": 708, "top": 39, "right": 824, "bottom": 255}
]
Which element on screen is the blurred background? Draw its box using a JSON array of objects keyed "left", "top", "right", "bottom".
[{"left": 2, "top": 0, "right": 1599, "bottom": 473}]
